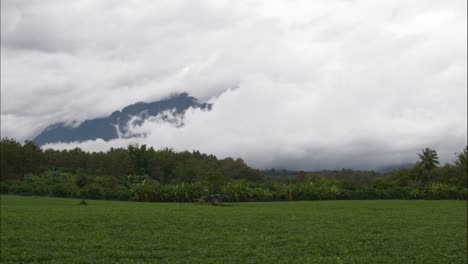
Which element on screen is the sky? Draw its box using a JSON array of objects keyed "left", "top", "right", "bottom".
[{"left": 1, "top": 0, "right": 467, "bottom": 170}]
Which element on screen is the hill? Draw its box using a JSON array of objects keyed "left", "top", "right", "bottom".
[{"left": 33, "top": 93, "right": 211, "bottom": 146}]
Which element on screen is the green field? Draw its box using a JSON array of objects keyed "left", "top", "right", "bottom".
[{"left": 1, "top": 196, "right": 466, "bottom": 263}]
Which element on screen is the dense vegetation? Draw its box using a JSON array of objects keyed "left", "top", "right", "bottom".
[
  {"left": 1, "top": 138, "right": 467, "bottom": 201},
  {"left": 1, "top": 196, "right": 466, "bottom": 263}
]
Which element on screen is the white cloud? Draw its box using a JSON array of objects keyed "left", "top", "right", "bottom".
[{"left": 3, "top": 0, "right": 467, "bottom": 169}]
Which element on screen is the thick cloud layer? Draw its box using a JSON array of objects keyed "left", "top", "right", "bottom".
[{"left": 2, "top": 0, "right": 467, "bottom": 170}]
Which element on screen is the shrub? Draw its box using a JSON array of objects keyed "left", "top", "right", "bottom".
[{"left": 81, "top": 183, "right": 104, "bottom": 199}]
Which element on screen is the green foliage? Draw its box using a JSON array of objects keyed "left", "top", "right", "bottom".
[
  {"left": 454, "top": 146, "right": 468, "bottom": 186},
  {"left": 82, "top": 183, "right": 104, "bottom": 199},
  {"left": 454, "top": 146, "right": 468, "bottom": 170},
  {"left": 0, "top": 138, "right": 30, "bottom": 180},
  {"left": 74, "top": 173, "right": 88, "bottom": 188},
  {"left": 1, "top": 139, "right": 467, "bottom": 201},
  {"left": 417, "top": 147, "right": 440, "bottom": 171},
  {"left": 128, "top": 144, "right": 152, "bottom": 176}
]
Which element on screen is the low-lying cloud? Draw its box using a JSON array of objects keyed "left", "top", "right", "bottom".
[{"left": 3, "top": 0, "right": 467, "bottom": 170}]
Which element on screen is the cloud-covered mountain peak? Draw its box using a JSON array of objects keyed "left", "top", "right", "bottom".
[{"left": 33, "top": 93, "right": 211, "bottom": 146}]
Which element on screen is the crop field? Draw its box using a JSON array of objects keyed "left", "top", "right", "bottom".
[{"left": 0, "top": 196, "right": 466, "bottom": 263}]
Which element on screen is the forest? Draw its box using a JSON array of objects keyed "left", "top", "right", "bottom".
[{"left": 1, "top": 138, "right": 466, "bottom": 202}]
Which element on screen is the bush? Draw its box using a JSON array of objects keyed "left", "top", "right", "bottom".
[
  {"left": 104, "top": 185, "right": 132, "bottom": 201},
  {"left": 1, "top": 171, "right": 466, "bottom": 202},
  {"left": 50, "top": 184, "right": 70, "bottom": 197},
  {"left": 131, "top": 179, "right": 159, "bottom": 202},
  {"left": 82, "top": 183, "right": 104, "bottom": 199}
]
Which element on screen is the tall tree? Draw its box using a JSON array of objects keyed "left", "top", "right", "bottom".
[
  {"left": 454, "top": 146, "right": 468, "bottom": 186},
  {"left": 128, "top": 144, "right": 151, "bottom": 176},
  {"left": 416, "top": 148, "right": 439, "bottom": 171},
  {"left": 0, "top": 138, "right": 23, "bottom": 180},
  {"left": 22, "top": 140, "right": 42, "bottom": 176},
  {"left": 454, "top": 146, "right": 467, "bottom": 172}
]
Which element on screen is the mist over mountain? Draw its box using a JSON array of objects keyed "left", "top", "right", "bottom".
[
  {"left": 1, "top": 0, "right": 463, "bottom": 171},
  {"left": 33, "top": 93, "right": 211, "bottom": 146},
  {"left": 376, "top": 163, "right": 415, "bottom": 173}
]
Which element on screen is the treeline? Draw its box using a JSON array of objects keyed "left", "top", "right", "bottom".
[
  {"left": 0, "top": 138, "right": 467, "bottom": 201},
  {"left": 0, "top": 139, "right": 264, "bottom": 182}
]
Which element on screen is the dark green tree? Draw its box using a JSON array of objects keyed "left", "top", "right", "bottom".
[
  {"left": 0, "top": 138, "right": 24, "bottom": 180},
  {"left": 415, "top": 148, "right": 439, "bottom": 184},
  {"left": 128, "top": 144, "right": 151, "bottom": 176},
  {"left": 454, "top": 147, "right": 467, "bottom": 172},
  {"left": 417, "top": 148, "right": 439, "bottom": 171},
  {"left": 454, "top": 146, "right": 468, "bottom": 186},
  {"left": 22, "top": 140, "right": 42, "bottom": 176}
]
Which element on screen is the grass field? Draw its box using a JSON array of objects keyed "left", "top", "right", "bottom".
[{"left": 1, "top": 196, "right": 466, "bottom": 263}]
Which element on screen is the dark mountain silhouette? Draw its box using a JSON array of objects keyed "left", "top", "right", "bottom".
[
  {"left": 33, "top": 93, "right": 211, "bottom": 146},
  {"left": 376, "top": 163, "right": 414, "bottom": 173}
]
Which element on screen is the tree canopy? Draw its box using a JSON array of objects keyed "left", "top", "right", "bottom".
[{"left": 1, "top": 138, "right": 466, "bottom": 201}]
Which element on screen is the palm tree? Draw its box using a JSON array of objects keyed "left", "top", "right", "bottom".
[{"left": 417, "top": 148, "right": 439, "bottom": 171}]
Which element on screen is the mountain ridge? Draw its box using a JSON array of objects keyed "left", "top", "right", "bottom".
[{"left": 33, "top": 93, "right": 211, "bottom": 146}]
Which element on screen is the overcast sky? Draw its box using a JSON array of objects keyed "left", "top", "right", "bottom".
[{"left": 1, "top": 0, "right": 467, "bottom": 170}]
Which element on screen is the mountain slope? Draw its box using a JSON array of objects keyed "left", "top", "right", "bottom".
[{"left": 33, "top": 93, "right": 211, "bottom": 146}]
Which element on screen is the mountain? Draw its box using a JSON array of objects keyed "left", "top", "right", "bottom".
[
  {"left": 376, "top": 163, "right": 414, "bottom": 173},
  {"left": 33, "top": 93, "right": 211, "bottom": 146}
]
